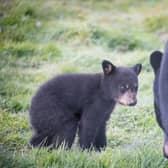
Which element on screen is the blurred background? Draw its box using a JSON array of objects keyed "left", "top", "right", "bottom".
[{"left": 0, "top": 0, "right": 168, "bottom": 167}]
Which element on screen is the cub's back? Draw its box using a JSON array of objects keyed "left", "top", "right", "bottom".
[{"left": 31, "top": 73, "right": 102, "bottom": 110}]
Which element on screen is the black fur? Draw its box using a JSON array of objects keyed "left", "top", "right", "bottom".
[
  {"left": 150, "top": 50, "right": 163, "bottom": 129},
  {"left": 29, "top": 60, "right": 141, "bottom": 150},
  {"left": 159, "top": 42, "right": 168, "bottom": 135},
  {"left": 150, "top": 41, "right": 168, "bottom": 158}
]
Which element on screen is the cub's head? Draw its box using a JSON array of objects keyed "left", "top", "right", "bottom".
[{"left": 102, "top": 60, "right": 142, "bottom": 106}]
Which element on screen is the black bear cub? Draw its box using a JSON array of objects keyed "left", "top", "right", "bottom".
[
  {"left": 150, "top": 41, "right": 168, "bottom": 158},
  {"left": 29, "top": 60, "right": 142, "bottom": 150}
]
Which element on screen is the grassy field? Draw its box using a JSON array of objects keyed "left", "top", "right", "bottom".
[{"left": 1, "top": 0, "right": 168, "bottom": 167}]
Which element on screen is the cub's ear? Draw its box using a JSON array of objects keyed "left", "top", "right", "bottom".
[
  {"left": 102, "top": 60, "right": 115, "bottom": 75},
  {"left": 133, "top": 64, "right": 142, "bottom": 75},
  {"left": 150, "top": 50, "right": 162, "bottom": 74}
]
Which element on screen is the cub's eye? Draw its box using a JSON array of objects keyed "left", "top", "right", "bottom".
[
  {"left": 134, "top": 85, "right": 138, "bottom": 91},
  {"left": 133, "top": 84, "right": 138, "bottom": 91},
  {"left": 119, "top": 85, "right": 126, "bottom": 93}
]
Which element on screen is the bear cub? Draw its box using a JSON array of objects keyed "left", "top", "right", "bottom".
[{"left": 29, "top": 60, "right": 142, "bottom": 150}]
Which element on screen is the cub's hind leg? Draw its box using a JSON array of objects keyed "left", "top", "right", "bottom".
[
  {"left": 29, "top": 132, "right": 53, "bottom": 147},
  {"left": 52, "top": 119, "right": 78, "bottom": 148}
]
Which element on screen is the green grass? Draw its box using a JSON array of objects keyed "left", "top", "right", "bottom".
[{"left": 1, "top": 0, "right": 168, "bottom": 167}]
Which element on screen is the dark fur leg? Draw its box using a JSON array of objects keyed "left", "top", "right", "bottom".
[
  {"left": 78, "top": 101, "right": 111, "bottom": 150},
  {"left": 29, "top": 132, "right": 53, "bottom": 147},
  {"left": 78, "top": 120, "right": 99, "bottom": 150},
  {"left": 94, "top": 125, "right": 106, "bottom": 151},
  {"left": 52, "top": 120, "right": 78, "bottom": 149}
]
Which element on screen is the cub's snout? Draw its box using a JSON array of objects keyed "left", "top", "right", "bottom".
[{"left": 116, "top": 84, "right": 138, "bottom": 106}]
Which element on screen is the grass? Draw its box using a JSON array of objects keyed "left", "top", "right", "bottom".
[{"left": 1, "top": 0, "right": 168, "bottom": 167}]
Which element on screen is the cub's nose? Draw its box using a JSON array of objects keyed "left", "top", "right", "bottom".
[{"left": 128, "top": 101, "right": 137, "bottom": 106}]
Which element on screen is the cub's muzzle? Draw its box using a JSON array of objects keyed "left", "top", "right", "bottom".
[{"left": 116, "top": 90, "right": 137, "bottom": 106}]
